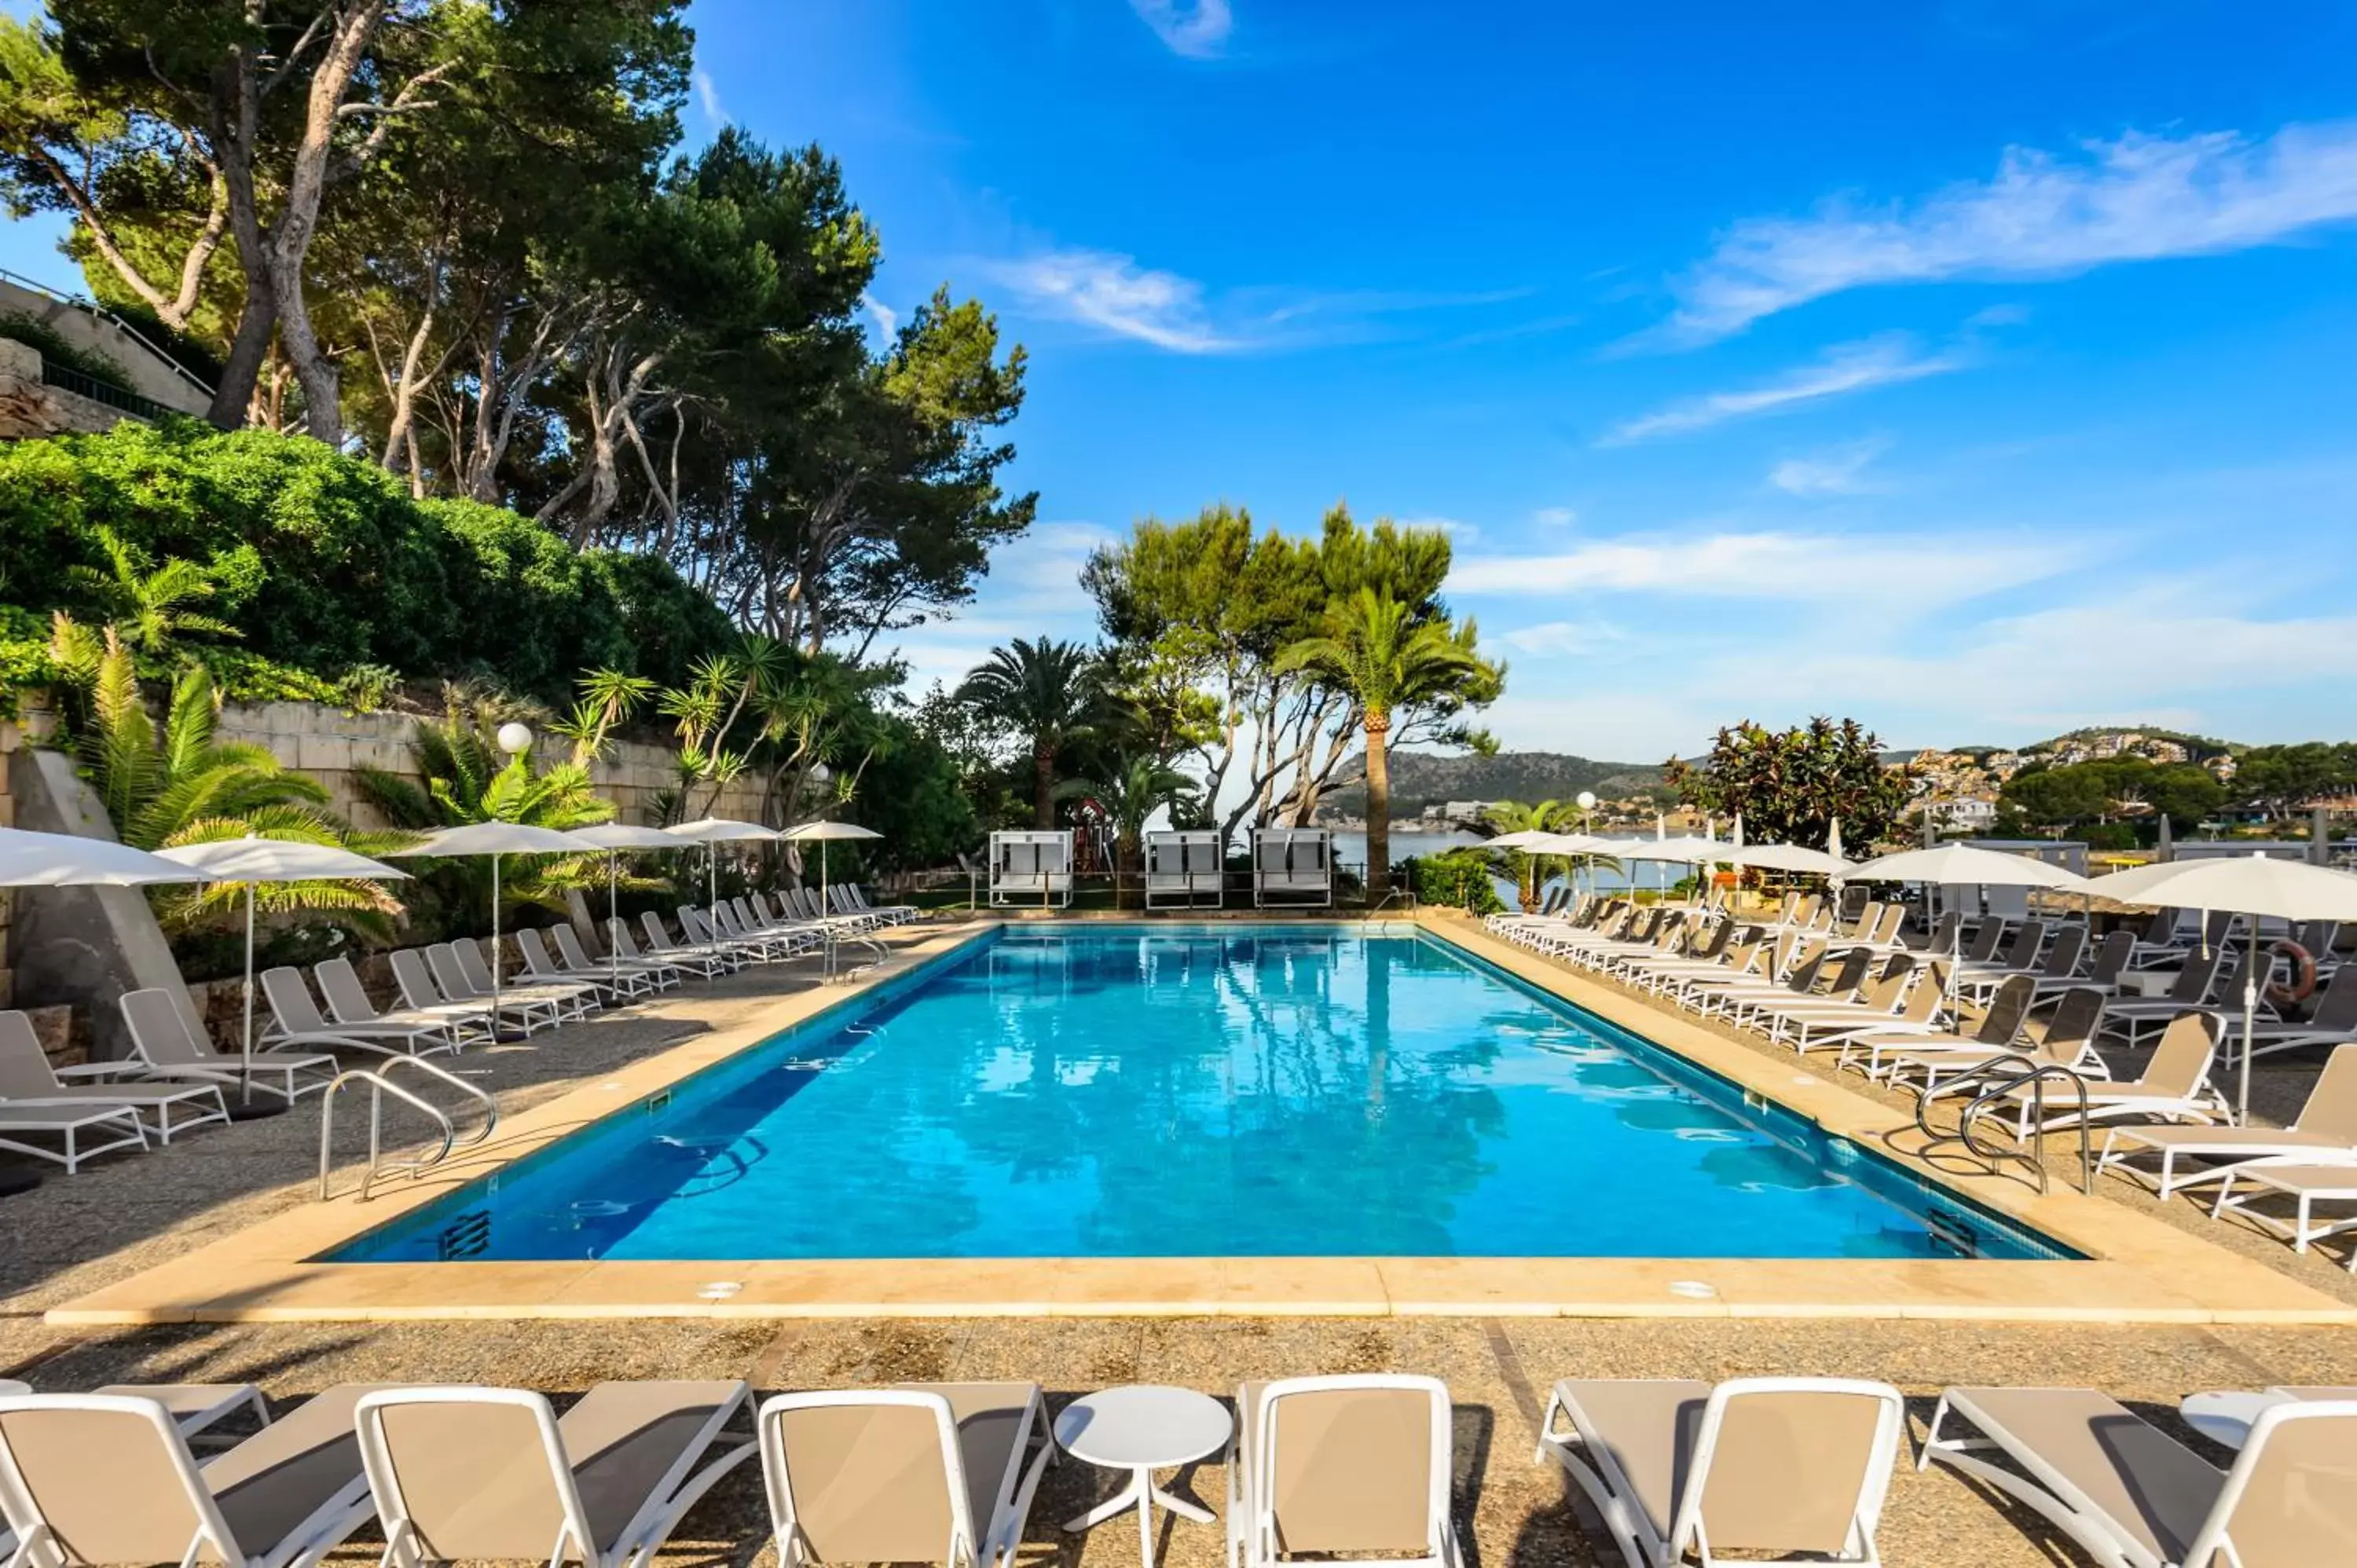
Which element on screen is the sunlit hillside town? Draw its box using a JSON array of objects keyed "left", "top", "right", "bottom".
[{"left": 1, "top": 4, "right": 2355, "bottom": 1566}]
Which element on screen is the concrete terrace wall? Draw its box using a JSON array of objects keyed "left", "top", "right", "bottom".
[
  {"left": 0, "top": 338, "right": 137, "bottom": 440},
  {"left": 0, "top": 277, "right": 214, "bottom": 416},
  {"left": 212, "top": 701, "right": 769, "bottom": 828}
]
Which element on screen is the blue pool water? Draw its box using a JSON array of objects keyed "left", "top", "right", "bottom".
[{"left": 337, "top": 926, "right": 2074, "bottom": 1263}]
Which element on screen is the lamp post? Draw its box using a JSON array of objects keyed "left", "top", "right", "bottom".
[
  {"left": 1575, "top": 791, "right": 1598, "bottom": 899},
  {"left": 491, "top": 723, "right": 530, "bottom": 1022}
]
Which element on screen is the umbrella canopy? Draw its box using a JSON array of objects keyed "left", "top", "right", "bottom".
[
  {"left": 398, "top": 821, "right": 585, "bottom": 857},
  {"left": 156, "top": 837, "right": 408, "bottom": 882},
  {"left": 1624, "top": 835, "right": 1724, "bottom": 863},
  {"left": 1480, "top": 829, "right": 1559, "bottom": 852},
  {"left": 561, "top": 823, "right": 684, "bottom": 851},
  {"left": 2092, "top": 852, "right": 2357, "bottom": 921},
  {"left": 665, "top": 817, "right": 778, "bottom": 844},
  {"left": 1846, "top": 843, "right": 2095, "bottom": 893},
  {"left": 776, "top": 821, "right": 882, "bottom": 842},
  {"left": 1724, "top": 843, "right": 1857, "bottom": 876},
  {"left": 0, "top": 827, "right": 205, "bottom": 887},
  {"left": 1526, "top": 832, "right": 1613, "bottom": 855},
  {"left": 156, "top": 834, "right": 408, "bottom": 1105},
  {"left": 2092, "top": 852, "right": 2357, "bottom": 1124}
]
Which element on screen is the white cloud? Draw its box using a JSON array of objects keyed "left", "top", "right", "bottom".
[
  {"left": 1450, "top": 528, "right": 2077, "bottom": 609},
  {"left": 694, "top": 69, "right": 728, "bottom": 126},
  {"left": 1532, "top": 506, "right": 1577, "bottom": 527},
  {"left": 860, "top": 293, "right": 898, "bottom": 342},
  {"left": 1401, "top": 515, "right": 1478, "bottom": 543},
  {"left": 1660, "top": 121, "right": 2357, "bottom": 343},
  {"left": 988, "top": 248, "right": 1237, "bottom": 353},
  {"left": 1127, "top": 0, "right": 1233, "bottom": 58},
  {"left": 1492, "top": 620, "right": 1633, "bottom": 658},
  {"left": 1769, "top": 436, "right": 1892, "bottom": 496},
  {"left": 1603, "top": 335, "right": 1967, "bottom": 445}
]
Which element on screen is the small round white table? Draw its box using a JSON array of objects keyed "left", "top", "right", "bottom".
[
  {"left": 1056, "top": 1384, "right": 1233, "bottom": 1568},
  {"left": 2181, "top": 1390, "right": 2293, "bottom": 1449}
]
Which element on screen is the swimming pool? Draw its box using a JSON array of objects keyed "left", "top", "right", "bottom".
[{"left": 335, "top": 925, "right": 2075, "bottom": 1264}]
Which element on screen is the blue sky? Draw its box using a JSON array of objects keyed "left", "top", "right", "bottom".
[{"left": 8, "top": 1, "right": 2354, "bottom": 760}]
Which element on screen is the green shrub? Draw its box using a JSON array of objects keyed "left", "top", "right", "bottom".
[
  {"left": 1406, "top": 848, "right": 1505, "bottom": 915},
  {"left": 0, "top": 423, "right": 735, "bottom": 702}
]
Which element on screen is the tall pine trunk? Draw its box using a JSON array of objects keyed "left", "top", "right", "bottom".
[
  {"left": 1364, "top": 710, "right": 1391, "bottom": 901},
  {"left": 1034, "top": 746, "right": 1055, "bottom": 829}
]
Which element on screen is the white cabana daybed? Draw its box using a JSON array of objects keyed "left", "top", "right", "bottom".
[
  {"left": 1144, "top": 830, "right": 1225, "bottom": 910},
  {"left": 988, "top": 830, "right": 1073, "bottom": 907},
  {"left": 1251, "top": 827, "right": 1333, "bottom": 910}
]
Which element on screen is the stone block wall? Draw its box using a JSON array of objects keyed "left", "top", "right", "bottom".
[{"left": 0, "top": 338, "right": 143, "bottom": 440}]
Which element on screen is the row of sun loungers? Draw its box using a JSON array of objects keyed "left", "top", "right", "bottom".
[
  {"left": 0, "top": 887, "right": 918, "bottom": 1177},
  {"left": 1486, "top": 892, "right": 2357, "bottom": 1268},
  {"left": 2, "top": 1372, "right": 2348, "bottom": 1568}
]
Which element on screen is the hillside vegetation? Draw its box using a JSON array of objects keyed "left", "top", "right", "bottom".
[{"left": 1320, "top": 749, "right": 1662, "bottom": 820}]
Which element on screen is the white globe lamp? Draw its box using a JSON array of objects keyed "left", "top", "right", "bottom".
[{"left": 495, "top": 721, "right": 533, "bottom": 757}]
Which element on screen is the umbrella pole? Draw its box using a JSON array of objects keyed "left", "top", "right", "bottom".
[
  {"left": 608, "top": 850, "right": 621, "bottom": 994},
  {"left": 821, "top": 841, "right": 834, "bottom": 981},
  {"left": 490, "top": 852, "right": 504, "bottom": 1039},
  {"left": 241, "top": 884, "right": 255, "bottom": 1107},
  {"left": 2241, "top": 923, "right": 2258, "bottom": 1126}
]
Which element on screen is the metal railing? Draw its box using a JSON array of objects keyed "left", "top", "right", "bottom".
[
  {"left": 1, "top": 265, "right": 218, "bottom": 401},
  {"left": 1911, "top": 1053, "right": 2094, "bottom": 1196},
  {"left": 317, "top": 1056, "right": 499, "bottom": 1202},
  {"left": 37, "top": 358, "right": 178, "bottom": 422}
]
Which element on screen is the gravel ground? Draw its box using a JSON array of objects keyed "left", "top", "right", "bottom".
[{"left": 5, "top": 920, "right": 2356, "bottom": 1567}]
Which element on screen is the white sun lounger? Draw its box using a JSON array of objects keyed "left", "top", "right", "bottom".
[
  {"left": 1233, "top": 1374, "right": 1462, "bottom": 1568},
  {"left": 618, "top": 915, "right": 731, "bottom": 979},
  {"left": 0, "top": 1009, "right": 226, "bottom": 1145},
  {"left": 450, "top": 939, "right": 596, "bottom": 1020},
  {"left": 387, "top": 949, "right": 499, "bottom": 1039},
  {"left": 1538, "top": 1376, "right": 1904, "bottom": 1568},
  {"left": 100, "top": 987, "right": 339, "bottom": 1103},
  {"left": 424, "top": 944, "right": 563, "bottom": 1035},
  {"left": 757, "top": 1382, "right": 1051, "bottom": 1568},
  {"left": 638, "top": 912, "right": 738, "bottom": 975},
  {"left": 518, "top": 926, "right": 651, "bottom": 1002},
  {"left": 552, "top": 921, "right": 679, "bottom": 991},
  {"left": 2098, "top": 1043, "right": 2357, "bottom": 1200},
  {"left": 1920, "top": 1386, "right": 2357, "bottom": 1566},
  {"left": 314, "top": 957, "right": 483, "bottom": 1050},
  {"left": 262, "top": 967, "right": 456, "bottom": 1057},
  {"left": 2209, "top": 1163, "right": 2357, "bottom": 1266},
  {"left": 355, "top": 1381, "right": 754, "bottom": 1568}
]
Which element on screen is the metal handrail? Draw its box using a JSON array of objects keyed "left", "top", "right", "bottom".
[
  {"left": 1911, "top": 1054, "right": 2093, "bottom": 1196},
  {"left": 315, "top": 1060, "right": 497, "bottom": 1202},
  {"left": 0, "top": 265, "right": 218, "bottom": 397}
]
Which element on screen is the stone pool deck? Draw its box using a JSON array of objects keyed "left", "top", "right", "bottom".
[
  {"left": 30, "top": 911, "right": 2357, "bottom": 1326},
  {"left": 6, "top": 913, "right": 2357, "bottom": 1567}
]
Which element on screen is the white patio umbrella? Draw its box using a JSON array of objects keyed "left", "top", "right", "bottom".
[
  {"left": 779, "top": 821, "right": 882, "bottom": 973},
  {"left": 1826, "top": 816, "right": 1845, "bottom": 861},
  {"left": 156, "top": 834, "right": 408, "bottom": 1112},
  {"left": 561, "top": 823, "right": 686, "bottom": 990},
  {"left": 392, "top": 821, "right": 584, "bottom": 1037},
  {"left": 1724, "top": 842, "right": 1857, "bottom": 877},
  {"left": 2091, "top": 853, "right": 2357, "bottom": 1123},
  {"left": 663, "top": 817, "right": 778, "bottom": 918},
  {"left": 1847, "top": 843, "right": 2095, "bottom": 1028},
  {"left": 1483, "top": 829, "right": 1560, "bottom": 851},
  {"left": 0, "top": 827, "right": 209, "bottom": 886}
]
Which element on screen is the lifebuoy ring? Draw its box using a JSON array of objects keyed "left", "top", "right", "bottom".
[{"left": 2266, "top": 940, "right": 2316, "bottom": 1009}]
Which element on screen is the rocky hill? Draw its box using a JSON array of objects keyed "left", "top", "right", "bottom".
[{"left": 1319, "top": 750, "right": 1665, "bottom": 821}]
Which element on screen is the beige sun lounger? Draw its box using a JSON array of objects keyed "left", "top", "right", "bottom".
[
  {"left": 96, "top": 987, "right": 339, "bottom": 1104},
  {"left": 0, "top": 1009, "right": 227, "bottom": 1145},
  {"left": 1538, "top": 1376, "right": 1902, "bottom": 1567},
  {"left": 0, "top": 1384, "right": 388, "bottom": 1568},
  {"left": 449, "top": 939, "right": 596, "bottom": 1019},
  {"left": 1231, "top": 1374, "right": 1462, "bottom": 1568},
  {"left": 2098, "top": 1043, "right": 2357, "bottom": 1200},
  {"left": 757, "top": 1382, "right": 1050, "bottom": 1568},
  {"left": 2000, "top": 1009, "right": 2227, "bottom": 1137},
  {"left": 354, "top": 1381, "right": 753, "bottom": 1568},
  {"left": 625, "top": 914, "right": 733, "bottom": 978},
  {"left": 1920, "top": 1386, "right": 2357, "bottom": 1566}
]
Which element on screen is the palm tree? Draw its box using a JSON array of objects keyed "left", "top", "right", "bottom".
[
  {"left": 60, "top": 625, "right": 399, "bottom": 932},
  {"left": 1054, "top": 753, "right": 1199, "bottom": 905},
  {"left": 65, "top": 527, "right": 240, "bottom": 657},
  {"left": 1277, "top": 589, "right": 1494, "bottom": 901},
  {"left": 1483, "top": 798, "right": 1568, "bottom": 910},
  {"left": 958, "top": 637, "right": 1099, "bottom": 828}
]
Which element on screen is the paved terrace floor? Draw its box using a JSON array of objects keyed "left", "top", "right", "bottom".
[{"left": 5, "top": 916, "right": 2356, "bottom": 1567}]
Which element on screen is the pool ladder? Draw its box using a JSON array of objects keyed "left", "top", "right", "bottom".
[
  {"left": 317, "top": 1057, "right": 500, "bottom": 1202},
  {"left": 1910, "top": 1053, "right": 2094, "bottom": 1196}
]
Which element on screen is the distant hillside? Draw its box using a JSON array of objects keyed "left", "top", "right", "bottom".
[{"left": 1319, "top": 750, "right": 1665, "bottom": 821}]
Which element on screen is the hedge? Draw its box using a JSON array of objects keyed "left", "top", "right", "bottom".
[{"left": 0, "top": 421, "right": 735, "bottom": 702}]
